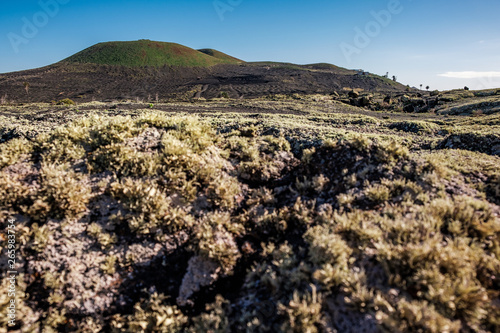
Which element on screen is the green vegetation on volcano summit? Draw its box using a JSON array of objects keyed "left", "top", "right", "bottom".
[{"left": 62, "top": 40, "right": 243, "bottom": 68}]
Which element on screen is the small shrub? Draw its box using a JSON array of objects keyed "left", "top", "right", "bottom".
[
  {"left": 375, "top": 140, "right": 409, "bottom": 163},
  {"left": 57, "top": 98, "right": 75, "bottom": 105},
  {"left": 28, "top": 223, "right": 51, "bottom": 253},
  {"left": 111, "top": 293, "right": 187, "bottom": 332},
  {"left": 195, "top": 212, "right": 243, "bottom": 274},
  {"left": 381, "top": 299, "right": 461, "bottom": 333},
  {"left": 0, "top": 172, "right": 32, "bottom": 218},
  {"left": 0, "top": 138, "right": 33, "bottom": 167},
  {"left": 278, "top": 286, "right": 323, "bottom": 333},
  {"left": 388, "top": 121, "right": 439, "bottom": 134},
  {"left": 365, "top": 184, "right": 391, "bottom": 204},
  {"left": 472, "top": 109, "right": 484, "bottom": 117},
  {"left": 87, "top": 223, "right": 117, "bottom": 249},
  {"left": 187, "top": 295, "right": 229, "bottom": 333},
  {"left": 101, "top": 255, "right": 118, "bottom": 275},
  {"left": 88, "top": 143, "right": 160, "bottom": 177},
  {"left": 28, "top": 163, "right": 92, "bottom": 220},
  {"left": 110, "top": 178, "right": 192, "bottom": 234}
]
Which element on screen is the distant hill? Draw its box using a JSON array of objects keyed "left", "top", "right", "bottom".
[
  {"left": 0, "top": 40, "right": 410, "bottom": 103},
  {"left": 62, "top": 40, "right": 243, "bottom": 67}
]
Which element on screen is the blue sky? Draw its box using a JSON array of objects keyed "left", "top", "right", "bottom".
[{"left": 1, "top": 0, "right": 499, "bottom": 90}]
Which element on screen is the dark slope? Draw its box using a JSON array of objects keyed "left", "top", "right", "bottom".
[
  {"left": 197, "top": 48, "right": 243, "bottom": 63},
  {"left": 0, "top": 40, "right": 408, "bottom": 103}
]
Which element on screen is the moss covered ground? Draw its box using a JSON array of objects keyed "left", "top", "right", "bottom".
[{"left": 0, "top": 98, "right": 499, "bottom": 332}]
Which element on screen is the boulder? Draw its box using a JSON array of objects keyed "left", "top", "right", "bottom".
[
  {"left": 348, "top": 90, "right": 360, "bottom": 98},
  {"left": 400, "top": 95, "right": 411, "bottom": 103},
  {"left": 403, "top": 104, "right": 415, "bottom": 113},
  {"left": 358, "top": 95, "right": 372, "bottom": 107},
  {"left": 474, "top": 90, "right": 496, "bottom": 97},
  {"left": 410, "top": 98, "right": 426, "bottom": 106},
  {"left": 493, "top": 144, "right": 500, "bottom": 156},
  {"left": 427, "top": 98, "right": 438, "bottom": 108}
]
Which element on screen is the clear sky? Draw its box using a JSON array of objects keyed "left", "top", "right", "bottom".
[{"left": 1, "top": 0, "right": 499, "bottom": 91}]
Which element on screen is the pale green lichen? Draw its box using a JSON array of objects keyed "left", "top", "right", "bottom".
[{"left": 0, "top": 107, "right": 498, "bottom": 332}]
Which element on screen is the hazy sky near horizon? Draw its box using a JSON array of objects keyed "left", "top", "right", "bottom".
[{"left": 0, "top": 0, "right": 499, "bottom": 90}]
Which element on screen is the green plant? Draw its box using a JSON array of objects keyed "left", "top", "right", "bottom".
[
  {"left": 101, "top": 255, "right": 118, "bottom": 275},
  {"left": 28, "top": 223, "right": 51, "bottom": 252},
  {"left": 388, "top": 120, "right": 440, "bottom": 134},
  {"left": 57, "top": 98, "right": 75, "bottom": 105},
  {"left": 111, "top": 293, "right": 188, "bottom": 332},
  {"left": 110, "top": 178, "right": 192, "bottom": 234},
  {"left": 187, "top": 295, "right": 229, "bottom": 333},
  {"left": 365, "top": 183, "right": 391, "bottom": 204},
  {"left": 87, "top": 223, "right": 117, "bottom": 249},
  {"left": 195, "top": 212, "right": 243, "bottom": 274},
  {"left": 88, "top": 143, "right": 160, "bottom": 177},
  {"left": 278, "top": 286, "right": 323, "bottom": 333},
  {"left": 27, "top": 162, "right": 92, "bottom": 220},
  {"left": 0, "top": 138, "right": 33, "bottom": 168}
]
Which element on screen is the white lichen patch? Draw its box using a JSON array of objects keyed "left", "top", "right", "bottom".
[
  {"left": 125, "top": 126, "right": 162, "bottom": 152},
  {"left": 27, "top": 219, "right": 121, "bottom": 315},
  {"left": 124, "top": 242, "right": 164, "bottom": 267},
  {"left": 177, "top": 256, "right": 221, "bottom": 306}
]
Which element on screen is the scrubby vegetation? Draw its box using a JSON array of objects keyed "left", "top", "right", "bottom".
[
  {"left": 0, "top": 103, "right": 499, "bottom": 332},
  {"left": 56, "top": 98, "right": 75, "bottom": 106}
]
